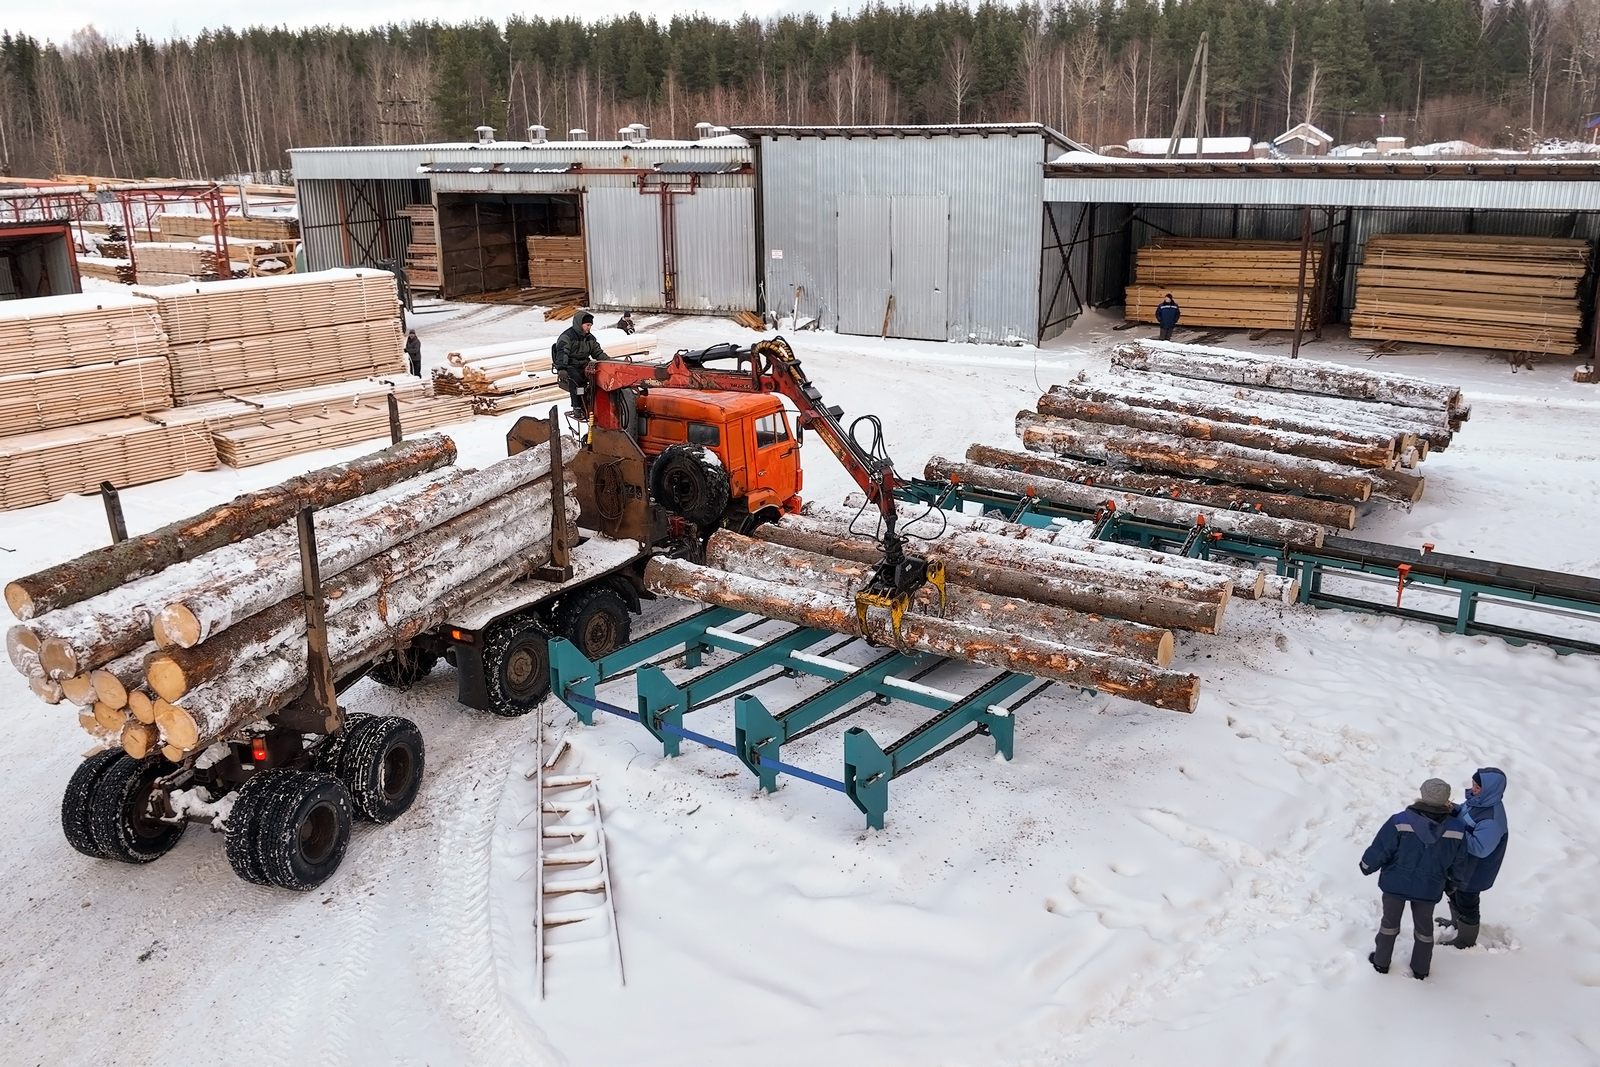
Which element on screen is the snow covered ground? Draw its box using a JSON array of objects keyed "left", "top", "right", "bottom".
[{"left": 3, "top": 305, "right": 1599, "bottom": 1065}]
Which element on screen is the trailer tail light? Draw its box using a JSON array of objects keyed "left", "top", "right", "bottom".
[
  {"left": 450, "top": 628, "right": 473, "bottom": 644},
  {"left": 250, "top": 736, "right": 269, "bottom": 763}
]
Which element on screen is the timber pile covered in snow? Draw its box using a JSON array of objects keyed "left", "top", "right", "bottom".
[
  {"left": 3, "top": 432, "right": 579, "bottom": 761},
  {"left": 926, "top": 340, "right": 1467, "bottom": 543},
  {"left": 433, "top": 328, "right": 655, "bottom": 415}
]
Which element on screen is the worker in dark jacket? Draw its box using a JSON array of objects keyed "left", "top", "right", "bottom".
[
  {"left": 1155, "top": 294, "right": 1181, "bottom": 340},
  {"left": 553, "top": 311, "right": 607, "bottom": 415},
  {"left": 1439, "top": 767, "right": 1510, "bottom": 949},
  {"left": 404, "top": 329, "right": 422, "bottom": 377},
  {"left": 1359, "top": 777, "right": 1471, "bottom": 980}
]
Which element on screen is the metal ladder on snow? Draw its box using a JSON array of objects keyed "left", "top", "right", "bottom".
[{"left": 532, "top": 725, "right": 624, "bottom": 1000}]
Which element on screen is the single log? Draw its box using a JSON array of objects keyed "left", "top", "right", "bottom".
[
  {"left": 78, "top": 710, "right": 104, "bottom": 738},
  {"left": 1261, "top": 574, "right": 1300, "bottom": 602},
  {"left": 1047, "top": 378, "right": 1409, "bottom": 453},
  {"left": 829, "top": 496, "right": 1268, "bottom": 599},
  {"left": 643, "top": 556, "right": 1201, "bottom": 712},
  {"left": 121, "top": 721, "right": 159, "bottom": 759},
  {"left": 705, "top": 531, "right": 1177, "bottom": 666},
  {"left": 93, "top": 701, "right": 125, "bottom": 732},
  {"left": 1035, "top": 391, "right": 1399, "bottom": 469},
  {"left": 5, "top": 434, "right": 458, "bottom": 620},
  {"left": 926, "top": 456, "right": 1327, "bottom": 547},
  {"left": 90, "top": 644, "right": 150, "bottom": 709},
  {"left": 127, "top": 690, "right": 156, "bottom": 725},
  {"left": 147, "top": 487, "right": 572, "bottom": 700},
  {"left": 161, "top": 745, "right": 186, "bottom": 763},
  {"left": 1017, "top": 411, "right": 1375, "bottom": 503},
  {"left": 159, "top": 441, "right": 573, "bottom": 648},
  {"left": 753, "top": 523, "right": 1226, "bottom": 634},
  {"left": 60, "top": 673, "right": 97, "bottom": 706},
  {"left": 1111, "top": 341, "right": 1465, "bottom": 415},
  {"left": 967, "top": 443, "right": 1358, "bottom": 530},
  {"left": 1370, "top": 466, "right": 1425, "bottom": 504},
  {"left": 6, "top": 626, "right": 40, "bottom": 673},
  {"left": 30, "top": 673, "right": 62, "bottom": 704}
]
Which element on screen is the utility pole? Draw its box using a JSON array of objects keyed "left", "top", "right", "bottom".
[{"left": 1165, "top": 33, "right": 1209, "bottom": 159}]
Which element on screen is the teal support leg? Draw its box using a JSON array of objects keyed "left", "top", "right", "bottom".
[
  {"left": 1456, "top": 589, "right": 1476, "bottom": 635},
  {"left": 981, "top": 706, "right": 1015, "bottom": 761},
  {"left": 549, "top": 638, "right": 597, "bottom": 725},
  {"left": 844, "top": 727, "right": 891, "bottom": 830},
  {"left": 636, "top": 664, "right": 688, "bottom": 757},
  {"left": 734, "top": 694, "right": 784, "bottom": 793}
]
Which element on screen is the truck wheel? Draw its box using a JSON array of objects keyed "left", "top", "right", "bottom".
[
  {"left": 339, "top": 716, "right": 425, "bottom": 823},
  {"left": 368, "top": 647, "right": 438, "bottom": 689},
  {"left": 551, "top": 585, "right": 632, "bottom": 661},
  {"left": 311, "top": 713, "right": 374, "bottom": 778},
  {"left": 61, "top": 749, "right": 127, "bottom": 859},
  {"left": 650, "top": 444, "right": 731, "bottom": 528},
  {"left": 86, "top": 755, "right": 186, "bottom": 864},
  {"left": 223, "top": 770, "right": 283, "bottom": 886},
  {"left": 253, "top": 771, "right": 353, "bottom": 891},
  {"left": 483, "top": 614, "right": 552, "bottom": 717}
]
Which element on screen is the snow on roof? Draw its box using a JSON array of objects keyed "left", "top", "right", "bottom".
[
  {"left": 291, "top": 137, "right": 749, "bottom": 154},
  {"left": 1052, "top": 149, "right": 1122, "bottom": 163},
  {"left": 131, "top": 267, "right": 391, "bottom": 298},
  {"left": 1127, "top": 136, "right": 1254, "bottom": 155},
  {"left": 1273, "top": 122, "right": 1333, "bottom": 146}
]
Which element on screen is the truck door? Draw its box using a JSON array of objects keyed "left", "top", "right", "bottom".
[{"left": 754, "top": 411, "right": 799, "bottom": 506}]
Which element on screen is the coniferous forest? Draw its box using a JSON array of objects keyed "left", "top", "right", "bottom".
[{"left": 2, "top": 0, "right": 1596, "bottom": 180}]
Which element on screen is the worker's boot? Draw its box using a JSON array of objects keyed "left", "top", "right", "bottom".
[
  {"left": 1447, "top": 923, "right": 1480, "bottom": 949},
  {"left": 1410, "top": 931, "right": 1435, "bottom": 980}
]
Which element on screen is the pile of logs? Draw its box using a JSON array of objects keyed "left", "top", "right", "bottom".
[
  {"left": 433, "top": 328, "right": 654, "bottom": 415},
  {"left": 921, "top": 340, "right": 1467, "bottom": 546},
  {"left": 399, "top": 205, "right": 440, "bottom": 292},
  {"left": 1127, "top": 238, "right": 1323, "bottom": 331},
  {"left": 6, "top": 433, "right": 580, "bottom": 761},
  {"left": 133, "top": 269, "right": 406, "bottom": 400},
  {"left": 645, "top": 499, "right": 1298, "bottom": 714},
  {"left": 1350, "top": 234, "right": 1591, "bottom": 355}
]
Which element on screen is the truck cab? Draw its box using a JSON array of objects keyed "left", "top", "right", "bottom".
[{"left": 635, "top": 389, "right": 803, "bottom": 523}]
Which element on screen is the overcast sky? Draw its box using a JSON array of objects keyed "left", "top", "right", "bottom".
[{"left": 13, "top": 1, "right": 872, "bottom": 45}]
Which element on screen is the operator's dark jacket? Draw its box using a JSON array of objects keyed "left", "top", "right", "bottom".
[
  {"left": 552, "top": 322, "right": 607, "bottom": 389},
  {"left": 1155, "top": 298, "right": 1181, "bottom": 329},
  {"left": 1360, "top": 802, "right": 1470, "bottom": 902}
]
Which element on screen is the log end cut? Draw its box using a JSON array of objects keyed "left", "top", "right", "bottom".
[{"left": 4, "top": 583, "right": 34, "bottom": 621}]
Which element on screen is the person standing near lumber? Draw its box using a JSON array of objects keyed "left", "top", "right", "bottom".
[
  {"left": 553, "top": 311, "right": 607, "bottom": 417},
  {"left": 1156, "top": 293, "right": 1181, "bottom": 341},
  {"left": 405, "top": 329, "right": 422, "bottom": 377}
]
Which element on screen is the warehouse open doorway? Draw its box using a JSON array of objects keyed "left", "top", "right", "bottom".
[
  {"left": 435, "top": 192, "right": 588, "bottom": 304},
  {"left": 0, "top": 221, "right": 81, "bottom": 300}
]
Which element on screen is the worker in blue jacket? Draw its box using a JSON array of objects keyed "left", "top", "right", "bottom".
[
  {"left": 1438, "top": 767, "right": 1510, "bottom": 949},
  {"left": 1360, "top": 777, "right": 1471, "bottom": 980},
  {"left": 1155, "top": 293, "right": 1181, "bottom": 341}
]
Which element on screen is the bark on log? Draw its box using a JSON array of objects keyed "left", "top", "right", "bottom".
[
  {"left": 704, "top": 531, "right": 1177, "bottom": 666},
  {"left": 156, "top": 512, "right": 573, "bottom": 757},
  {"left": 1035, "top": 391, "right": 1399, "bottom": 469},
  {"left": 1047, "top": 378, "right": 1409, "bottom": 453},
  {"left": 643, "top": 556, "right": 1201, "bottom": 712},
  {"left": 925, "top": 457, "right": 1327, "bottom": 547},
  {"left": 147, "top": 486, "right": 571, "bottom": 701},
  {"left": 1111, "top": 340, "right": 1466, "bottom": 415},
  {"left": 1017, "top": 411, "right": 1375, "bottom": 503},
  {"left": 830, "top": 496, "right": 1271, "bottom": 599},
  {"left": 752, "top": 522, "right": 1227, "bottom": 634},
  {"left": 966, "top": 443, "right": 1358, "bottom": 530},
  {"left": 5, "top": 434, "right": 458, "bottom": 620},
  {"left": 158, "top": 441, "right": 572, "bottom": 648}
]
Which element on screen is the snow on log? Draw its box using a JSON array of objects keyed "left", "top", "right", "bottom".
[
  {"left": 1110, "top": 340, "right": 1466, "bottom": 416},
  {"left": 643, "top": 556, "right": 1201, "bottom": 713},
  {"left": 705, "top": 531, "right": 1177, "bottom": 666},
  {"left": 1016, "top": 411, "right": 1375, "bottom": 503},
  {"left": 5, "top": 434, "right": 458, "bottom": 620},
  {"left": 1046, "top": 377, "right": 1409, "bottom": 453},
  {"left": 830, "top": 496, "right": 1272, "bottom": 600},
  {"left": 752, "top": 521, "right": 1226, "bottom": 634},
  {"left": 965, "top": 443, "right": 1358, "bottom": 530},
  {"left": 157, "top": 439, "right": 573, "bottom": 648},
  {"left": 924, "top": 456, "right": 1326, "bottom": 547},
  {"left": 1035, "top": 390, "right": 1399, "bottom": 469}
]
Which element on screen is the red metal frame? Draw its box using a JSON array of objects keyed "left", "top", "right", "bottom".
[{"left": 112, "top": 184, "right": 228, "bottom": 281}]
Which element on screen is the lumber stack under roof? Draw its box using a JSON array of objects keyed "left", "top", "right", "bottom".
[
  {"left": 133, "top": 269, "right": 406, "bottom": 400},
  {"left": 1127, "top": 237, "right": 1323, "bottom": 331},
  {"left": 398, "top": 205, "right": 440, "bottom": 291},
  {"left": 433, "top": 328, "right": 654, "bottom": 415},
  {"left": 526, "top": 235, "right": 588, "bottom": 289},
  {"left": 1350, "top": 234, "right": 1591, "bottom": 355}
]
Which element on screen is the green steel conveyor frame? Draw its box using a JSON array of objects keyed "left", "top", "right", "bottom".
[{"left": 549, "top": 606, "right": 1054, "bottom": 829}]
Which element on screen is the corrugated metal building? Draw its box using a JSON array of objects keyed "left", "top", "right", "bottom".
[
  {"left": 288, "top": 133, "right": 756, "bottom": 312},
  {"left": 0, "top": 221, "right": 80, "bottom": 300},
  {"left": 737, "top": 124, "right": 1087, "bottom": 343}
]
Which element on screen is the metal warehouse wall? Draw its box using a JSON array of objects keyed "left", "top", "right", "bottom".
[
  {"left": 297, "top": 178, "right": 431, "bottom": 272},
  {"left": 756, "top": 134, "right": 1047, "bottom": 343},
  {"left": 0, "top": 225, "right": 79, "bottom": 299}
]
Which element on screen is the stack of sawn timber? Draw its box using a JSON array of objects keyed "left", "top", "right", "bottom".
[
  {"left": 158, "top": 213, "right": 300, "bottom": 243},
  {"left": 433, "top": 328, "right": 656, "bottom": 414},
  {"left": 925, "top": 340, "right": 1467, "bottom": 546},
  {"left": 645, "top": 500, "right": 1291, "bottom": 714},
  {"left": 1126, "top": 238, "right": 1322, "bottom": 331},
  {"left": 525, "top": 236, "right": 588, "bottom": 289},
  {"left": 133, "top": 269, "right": 406, "bottom": 400},
  {"left": 0, "top": 294, "right": 216, "bottom": 510},
  {"left": 1350, "top": 234, "right": 1590, "bottom": 355},
  {"left": 5, "top": 433, "right": 580, "bottom": 762},
  {"left": 398, "top": 205, "right": 440, "bottom": 292}
]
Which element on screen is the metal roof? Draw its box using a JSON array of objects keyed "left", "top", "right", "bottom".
[
  {"left": 1046, "top": 157, "right": 1600, "bottom": 177},
  {"left": 1044, "top": 174, "right": 1600, "bottom": 211},
  {"left": 734, "top": 122, "right": 1089, "bottom": 155},
  {"left": 656, "top": 161, "right": 746, "bottom": 174}
]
